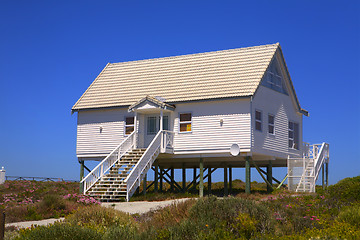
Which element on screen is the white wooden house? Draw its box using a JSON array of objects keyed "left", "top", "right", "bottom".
[{"left": 72, "top": 43, "right": 329, "bottom": 201}]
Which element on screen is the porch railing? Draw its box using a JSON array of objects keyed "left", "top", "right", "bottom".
[
  {"left": 81, "top": 131, "right": 136, "bottom": 194},
  {"left": 161, "top": 130, "right": 174, "bottom": 153}
]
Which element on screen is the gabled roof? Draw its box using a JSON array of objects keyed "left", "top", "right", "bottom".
[
  {"left": 128, "top": 95, "right": 175, "bottom": 112},
  {"left": 72, "top": 43, "right": 306, "bottom": 115}
]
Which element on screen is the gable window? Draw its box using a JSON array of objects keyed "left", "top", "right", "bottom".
[
  {"left": 125, "top": 117, "right": 134, "bottom": 135},
  {"left": 179, "top": 113, "right": 192, "bottom": 132},
  {"left": 268, "top": 114, "right": 275, "bottom": 134},
  {"left": 289, "top": 121, "right": 299, "bottom": 150},
  {"left": 255, "top": 110, "right": 262, "bottom": 131}
]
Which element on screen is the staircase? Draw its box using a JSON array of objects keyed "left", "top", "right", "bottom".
[
  {"left": 87, "top": 148, "right": 146, "bottom": 201},
  {"left": 80, "top": 130, "right": 174, "bottom": 202},
  {"left": 288, "top": 142, "right": 329, "bottom": 193}
]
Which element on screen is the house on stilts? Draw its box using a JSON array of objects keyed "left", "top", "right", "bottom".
[{"left": 72, "top": 43, "right": 329, "bottom": 201}]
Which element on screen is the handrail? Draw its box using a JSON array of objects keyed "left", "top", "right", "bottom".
[
  {"left": 161, "top": 130, "right": 174, "bottom": 152},
  {"left": 124, "top": 130, "right": 163, "bottom": 201},
  {"left": 313, "top": 143, "right": 329, "bottom": 180},
  {"left": 81, "top": 131, "right": 136, "bottom": 193}
]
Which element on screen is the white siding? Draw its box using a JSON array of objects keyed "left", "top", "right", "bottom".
[
  {"left": 173, "top": 99, "right": 251, "bottom": 153},
  {"left": 76, "top": 108, "right": 131, "bottom": 156},
  {"left": 251, "top": 85, "right": 303, "bottom": 158}
]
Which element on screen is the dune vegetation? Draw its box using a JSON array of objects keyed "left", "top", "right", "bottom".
[{"left": 2, "top": 176, "right": 360, "bottom": 239}]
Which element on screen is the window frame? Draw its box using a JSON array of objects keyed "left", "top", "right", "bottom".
[
  {"left": 288, "top": 121, "right": 300, "bottom": 150},
  {"left": 147, "top": 116, "right": 158, "bottom": 135},
  {"left": 268, "top": 114, "right": 275, "bottom": 135},
  {"left": 124, "top": 116, "right": 135, "bottom": 136},
  {"left": 255, "top": 110, "right": 262, "bottom": 132},
  {"left": 179, "top": 112, "right": 192, "bottom": 133}
]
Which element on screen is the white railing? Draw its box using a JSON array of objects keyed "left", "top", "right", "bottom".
[
  {"left": 124, "top": 130, "right": 163, "bottom": 201},
  {"left": 161, "top": 130, "right": 174, "bottom": 153},
  {"left": 313, "top": 143, "right": 329, "bottom": 181},
  {"left": 81, "top": 131, "right": 136, "bottom": 194}
]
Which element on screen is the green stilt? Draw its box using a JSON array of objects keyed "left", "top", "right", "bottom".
[
  {"left": 143, "top": 174, "right": 147, "bottom": 195},
  {"left": 267, "top": 161, "right": 273, "bottom": 193},
  {"left": 79, "top": 160, "right": 84, "bottom": 194},
  {"left": 199, "top": 158, "right": 204, "bottom": 197},
  {"left": 245, "top": 156, "right": 251, "bottom": 194},
  {"left": 154, "top": 162, "right": 158, "bottom": 193},
  {"left": 182, "top": 163, "right": 186, "bottom": 193},
  {"left": 160, "top": 167, "right": 163, "bottom": 192},
  {"left": 208, "top": 167, "right": 212, "bottom": 195},
  {"left": 192, "top": 167, "right": 197, "bottom": 191},
  {"left": 229, "top": 166, "right": 232, "bottom": 194},
  {"left": 170, "top": 167, "right": 174, "bottom": 192},
  {"left": 224, "top": 165, "right": 228, "bottom": 196}
]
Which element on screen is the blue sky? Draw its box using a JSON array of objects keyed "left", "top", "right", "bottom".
[{"left": 0, "top": 1, "right": 359, "bottom": 184}]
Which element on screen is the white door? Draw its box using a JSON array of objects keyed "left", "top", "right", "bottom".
[{"left": 144, "top": 115, "right": 169, "bottom": 147}]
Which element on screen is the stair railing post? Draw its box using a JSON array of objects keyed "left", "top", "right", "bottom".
[{"left": 134, "top": 112, "right": 137, "bottom": 149}]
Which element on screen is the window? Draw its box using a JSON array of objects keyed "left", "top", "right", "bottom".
[
  {"left": 255, "top": 110, "right": 262, "bottom": 131},
  {"left": 125, "top": 116, "right": 134, "bottom": 135},
  {"left": 147, "top": 116, "right": 157, "bottom": 135},
  {"left": 162, "top": 116, "right": 169, "bottom": 131},
  {"left": 179, "top": 113, "right": 192, "bottom": 132},
  {"left": 289, "top": 121, "right": 299, "bottom": 150},
  {"left": 268, "top": 114, "right": 275, "bottom": 134}
]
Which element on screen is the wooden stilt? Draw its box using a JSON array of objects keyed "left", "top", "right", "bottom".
[
  {"left": 267, "top": 161, "right": 273, "bottom": 193},
  {"left": 192, "top": 167, "right": 197, "bottom": 191},
  {"left": 224, "top": 165, "right": 228, "bottom": 196},
  {"left": 154, "top": 162, "right": 158, "bottom": 193},
  {"left": 170, "top": 167, "right": 174, "bottom": 192},
  {"left": 143, "top": 174, "right": 147, "bottom": 195},
  {"left": 325, "top": 162, "right": 329, "bottom": 188},
  {"left": 229, "top": 166, "right": 232, "bottom": 194},
  {"left": 322, "top": 164, "right": 325, "bottom": 190},
  {"left": 208, "top": 167, "right": 212, "bottom": 195},
  {"left": 182, "top": 163, "right": 186, "bottom": 193},
  {"left": 245, "top": 156, "right": 251, "bottom": 194},
  {"left": 79, "top": 160, "right": 84, "bottom": 194},
  {"left": 199, "top": 158, "right": 204, "bottom": 197},
  {"left": 160, "top": 167, "right": 163, "bottom": 192}
]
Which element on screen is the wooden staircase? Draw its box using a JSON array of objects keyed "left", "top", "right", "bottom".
[{"left": 87, "top": 148, "right": 146, "bottom": 201}]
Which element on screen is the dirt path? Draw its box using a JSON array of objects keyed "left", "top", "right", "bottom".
[{"left": 5, "top": 198, "right": 193, "bottom": 229}]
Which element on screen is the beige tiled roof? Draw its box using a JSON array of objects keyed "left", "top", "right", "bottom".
[{"left": 72, "top": 43, "right": 280, "bottom": 111}]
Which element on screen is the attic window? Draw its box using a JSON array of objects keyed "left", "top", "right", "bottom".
[
  {"left": 261, "top": 59, "right": 288, "bottom": 95},
  {"left": 179, "top": 113, "right": 192, "bottom": 132}
]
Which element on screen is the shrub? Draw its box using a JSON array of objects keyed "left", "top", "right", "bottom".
[
  {"left": 327, "top": 176, "right": 360, "bottom": 203},
  {"left": 15, "top": 222, "right": 101, "bottom": 240},
  {"left": 337, "top": 203, "right": 360, "bottom": 227}
]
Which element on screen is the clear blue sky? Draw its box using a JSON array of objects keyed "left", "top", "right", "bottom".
[{"left": 0, "top": 1, "right": 359, "bottom": 184}]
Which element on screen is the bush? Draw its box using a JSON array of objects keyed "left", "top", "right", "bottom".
[
  {"left": 337, "top": 203, "right": 360, "bottom": 227},
  {"left": 15, "top": 222, "right": 102, "bottom": 240},
  {"left": 327, "top": 176, "right": 360, "bottom": 202}
]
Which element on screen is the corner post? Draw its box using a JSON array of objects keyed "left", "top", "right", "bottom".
[
  {"left": 245, "top": 156, "right": 251, "bottom": 194},
  {"left": 192, "top": 167, "right": 197, "bottom": 192},
  {"left": 170, "top": 167, "right": 174, "bottom": 192},
  {"left": 229, "top": 166, "right": 232, "bottom": 194},
  {"left": 199, "top": 158, "right": 204, "bottom": 197},
  {"left": 325, "top": 162, "right": 329, "bottom": 188},
  {"left": 208, "top": 167, "right": 212, "bottom": 195},
  {"left": 322, "top": 164, "right": 325, "bottom": 190},
  {"left": 134, "top": 111, "right": 138, "bottom": 148},
  {"left": 159, "top": 167, "right": 163, "bottom": 192},
  {"left": 143, "top": 174, "right": 147, "bottom": 195}
]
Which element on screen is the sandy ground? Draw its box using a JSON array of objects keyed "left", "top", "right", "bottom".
[{"left": 5, "top": 198, "right": 193, "bottom": 229}]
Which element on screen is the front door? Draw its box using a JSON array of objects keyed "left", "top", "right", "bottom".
[{"left": 144, "top": 115, "right": 169, "bottom": 147}]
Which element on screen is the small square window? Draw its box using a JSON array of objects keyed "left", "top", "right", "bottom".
[{"left": 179, "top": 113, "right": 192, "bottom": 132}]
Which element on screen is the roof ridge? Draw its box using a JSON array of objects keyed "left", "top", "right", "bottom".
[{"left": 109, "top": 43, "right": 279, "bottom": 66}]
